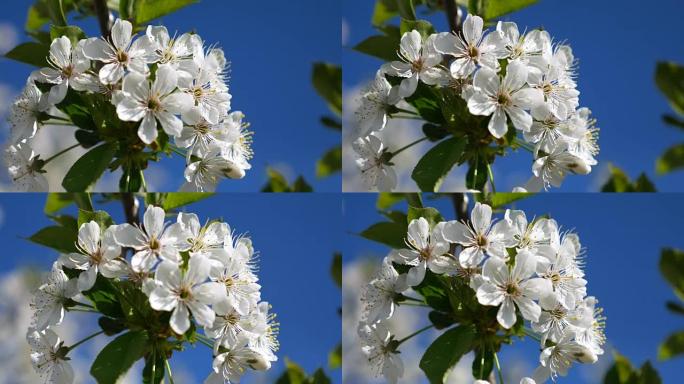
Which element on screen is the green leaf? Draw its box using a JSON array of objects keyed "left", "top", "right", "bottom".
[
  {"left": 320, "top": 116, "right": 342, "bottom": 130},
  {"left": 29, "top": 226, "right": 78, "bottom": 253},
  {"left": 662, "top": 114, "right": 684, "bottom": 130},
  {"left": 311, "top": 368, "right": 331, "bottom": 384},
  {"left": 428, "top": 310, "right": 455, "bottom": 330},
  {"left": 162, "top": 193, "right": 213, "bottom": 211},
  {"left": 400, "top": 19, "right": 435, "bottom": 37},
  {"left": 26, "top": 1, "right": 51, "bottom": 30},
  {"left": 397, "top": 0, "right": 417, "bottom": 20},
  {"left": 655, "top": 62, "right": 684, "bottom": 115},
  {"left": 603, "top": 351, "right": 634, "bottom": 384},
  {"left": 328, "top": 343, "right": 342, "bottom": 369},
  {"left": 656, "top": 144, "right": 684, "bottom": 174},
  {"left": 412, "top": 137, "right": 466, "bottom": 192},
  {"left": 659, "top": 331, "right": 684, "bottom": 360},
  {"left": 372, "top": 0, "right": 398, "bottom": 26},
  {"left": 419, "top": 325, "right": 476, "bottom": 384},
  {"left": 142, "top": 351, "right": 165, "bottom": 384},
  {"left": 376, "top": 193, "right": 406, "bottom": 210},
  {"left": 83, "top": 276, "right": 125, "bottom": 319},
  {"left": 292, "top": 176, "right": 314, "bottom": 192},
  {"left": 50, "top": 25, "right": 86, "bottom": 45},
  {"left": 46, "top": 0, "right": 67, "bottom": 26},
  {"left": 360, "top": 222, "right": 407, "bottom": 249},
  {"left": 466, "top": 155, "right": 488, "bottom": 191},
  {"left": 639, "top": 361, "right": 662, "bottom": 383},
  {"left": 312, "top": 63, "right": 342, "bottom": 116},
  {"left": 135, "top": 0, "right": 198, "bottom": 24},
  {"left": 261, "top": 168, "right": 291, "bottom": 192},
  {"left": 407, "top": 206, "right": 443, "bottom": 228},
  {"left": 78, "top": 209, "right": 114, "bottom": 229},
  {"left": 44, "top": 193, "right": 74, "bottom": 214},
  {"left": 660, "top": 248, "right": 684, "bottom": 299},
  {"left": 601, "top": 165, "right": 657, "bottom": 192},
  {"left": 90, "top": 331, "right": 149, "bottom": 384},
  {"left": 275, "top": 359, "right": 307, "bottom": 384},
  {"left": 472, "top": 347, "right": 494, "bottom": 380},
  {"left": 330, "top": 252, "right": 342, "bottom": 288},
  {"left": 489, "top": 192, "right": 532, "bottom": 208},
  {"left": 483, "top": 0, "right": 538, "bottom": 20},
  {"left": 4, "top": 42, "right": 50, "bottom": 67},
  {"left": 317, "top": 147, "right": 342, "bottom": 178},
  {"left": 666, "top": 300, "right": 684, "bottom": 316},
  {"left": 62, "top": 143, "right": 114, "bottom": 192},
  {"left": 353, "top": 35, "right": 399, "bottom": 62}
]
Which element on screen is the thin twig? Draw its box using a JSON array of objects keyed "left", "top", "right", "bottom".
[
  {"left": 121, "top": 193, "right": 139, "bottom": 225},
  {"left": 93, "top": 0, "right": 111, "bottom": 38},
  {"left": 444, "top": 0, "right": 461, "bottom": 33}
]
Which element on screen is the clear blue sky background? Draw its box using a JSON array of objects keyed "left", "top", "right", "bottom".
[
  {"left": 0, "top": 0, "right": 340, "bottom": 192},
  {"left": 343, "top": 0, "right": 684, "bottom": 192},
  {"left": 343, "top": 193, "right": 684, "bottom": 383},
  {"left": 0, "top": 193, "right": 342, "bottom": 383}
]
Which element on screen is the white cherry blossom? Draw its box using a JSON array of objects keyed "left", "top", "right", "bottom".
[
  {"left": 352, "top": 134, "right": 397, "bottom": 191},
  {"left": 360, "top": 258, "right": 408, "bottom": 323},
  {"left": 112, "top": 205, "right": 189, "bottom": 272},
  {"left": 476, "top": 251, "right": 552, "bottom": 329},
  {"left": 393, "top": 218, "right": 455, "bottom": 285},
  {"left": 27, "top": 329, "right": 74, "bottom": 384},
  {"left": 30, "top": 264, "right": 77, "bottom": 331},
  {"left": 114, "top": 64, "right": 193, "bottom": 144},
  {"left": 33, "top": 37, "right": 97, "bottom": 104},
  {"left": 5, "top": 143, "right": 48, "bottom": 192},
  {"left": 9, "top": 82, "right": 47, "bottom": 143},
  {"left": 443, "top": 202, "right": 514, "bottom": 267},
  {"left": 356, "top": 72, "right": 395, "bottom": 136},
  {"left": 358, "top": 322, "right": 404, "bottom": 384},
  {"left": 61, "top": 221, "right": 128, "bottom": 291},
  {"left": 434, "top": 14, "right": 506, "bottom": 78},
  {"left": 83, "top": 18, "right": 156, "bottom": 84},
  {"left": 149, "top": 258, "right": 224, "bottom": 334},
  {"left": 382, "top": 30, "right": 445, "bottom": 99},
  {"left": 467, "top": 60, "right": 544, "bottom": 137}
]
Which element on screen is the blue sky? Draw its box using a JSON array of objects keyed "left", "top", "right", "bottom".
[
  {"left": 0, "top": 0, "right": 340, "bottom": 192},
  {"left": 0, "top": 193, "right": 342, "bottom": 383},
  {"left": 343, "top": 193, "right": 684, "bottom": 383},
  {"left": 342, "top": 0, "right": 684, "bottom": 192}
]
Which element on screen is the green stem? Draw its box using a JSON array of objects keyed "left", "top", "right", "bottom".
[
  {"left": 43, "top": 143, "right": 80, "bottom": 165},
  {"left": 46, "top": 114, "right": 71, "bottom": 122},
  {"left": 396, "top": 324, "right": 434, "bottom": 346},
  {"left": 67, "top": 330, "right": 104, "bottom": 352},
  {"left": 391, "top": 114, "right": 424, "bottom": 120},
  {"left": 169, "top": 145, "right": 187, "bottom": 158},
  {"left": 390, "top": 137, "right": 429, "bottom": 159},
  {"left": 400, "top": 295, "right": 425, "bottom": 303},
  {"left": 487, "top": 163, "right": 496, "bottom": 193},
  {"left": 43, "top": 120, "right": 75, "bottom": 126},
  {"left": 514, "top": 137, "right": 536, "bottom": 153},
  {"left": 140, "top": 170, "right": 148, "bottom": 193},
  {"left": 151, "top": 348, "right": 157, "bottom": 384},
  {"left": 494, "top": 351, "right": 505, "bottom": 384},
  {"left": 399, "top": 302, "right": 430, "bottom": 307},
  {"left": 479, "top": 341, "right": 485, "bottom": 379},
  {"left": 67, "top": 308, "right": 99, "bottom": 313},
  {"left": 394, "top": 107, "right": 418, "bottom": 115},
  {"left": 73, "top": 301, "right": 94, "bottom": 309},
  {"left": 165, "top": 359, "right": 175, "bottom": 384}
]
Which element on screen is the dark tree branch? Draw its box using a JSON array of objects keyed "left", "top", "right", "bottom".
[
  {"left": 121, "top": 193, "right": 139, "bottom": 225},
  {"left": 93, "top": 0, "right": 112, "bottom": 38},
  {"left": 444, "top": 0, "right": 461, "bottom": 33},
  {"left": 451, "top": 193, "right": 468, "bottom": 221}
]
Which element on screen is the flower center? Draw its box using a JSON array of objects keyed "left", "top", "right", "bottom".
[
  {"left": 179, "top": 287, "right": 192, "bottom": 300},
  {"left": 149, "top": 237, "right": 161, "bottom": 251},
  {"left": 542, "top": 83, "right": 553, "bottom": 96},
  {"left": 476, "top": 234, "right": 488, "bottom": 247},
  {"left": 411, "top": 58, "right": 424, "bottom": 73},
  {"left": 62, "top": 64, "right": 74, "bottom": 78},
  {"left": 116, "top": 49, "right": 129, "bottom": 64},
  {"left": 468, "top": 44, "right": 479, "bottom": 59},
  {"left": 497, "top": 91, "right": 512, "bottom": 107},
  {"left": 224, "top": 277, "right": 234, "bottom": 288},
  {"left": 90, "top": 248, "right": 103, "bottom": 265},
  {"left": 418, "top": 247, "right": 432, "bottom": 261},
  {"left": 147, "top": 96, "right": 162, "bottom": 112},
  {"left": 227, "top": 314, "right": 239, "bottom": 325},
  {"left": 505, "top": 282, "right": 520, "bottom": 297},
  {"left": 195, "top": 122, "right": 210, "bottom": 135},
  {"left": 192, "top": 87, "right": 204, "bottom": 101}
]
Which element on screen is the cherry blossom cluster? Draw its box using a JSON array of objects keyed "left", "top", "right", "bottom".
[
  {"left": 6, "top": 18, "right": 252, "bottom": 192},
  {"left": 352, "top": 14, "right": 599, "bottom": 192},
  {"left": 358, "top": 202, "right": 605, "bottom": 383},
  {"left": 27, "top": 205, "right": 277, "bottom": 384}
]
